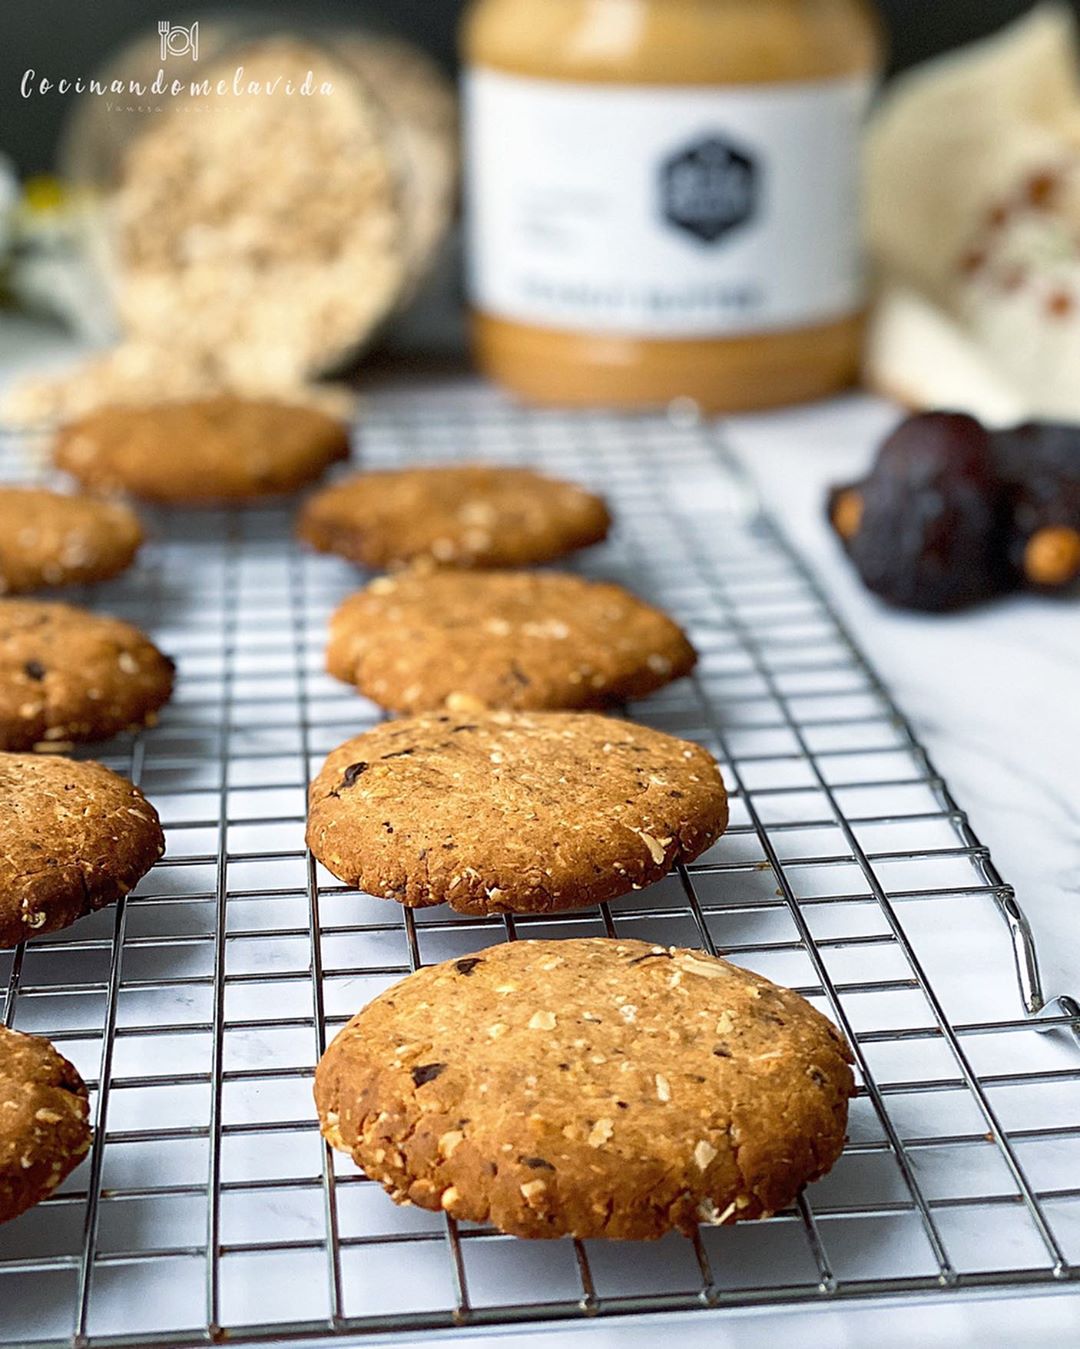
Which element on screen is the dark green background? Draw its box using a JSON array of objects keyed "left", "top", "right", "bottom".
[{"left": 0, "top": 0, "right": 1067, "bottom": 173}]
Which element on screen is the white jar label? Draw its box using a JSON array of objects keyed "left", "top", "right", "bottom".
[{"left": 464, "top": 68, "right": 872, "bottom": 338}]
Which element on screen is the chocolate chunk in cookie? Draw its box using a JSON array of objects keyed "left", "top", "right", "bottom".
[
  {"left": 0, "top": 599, "right": 175, "bottom": 750},
  {"left": 0, "top": 488, "right": 142, "bottom": 594},
  {"left": 0, "top": 753, "right": 164, "bottom": 948},
  {"left": 297, "top": 464, "right": 610, "bottom": 569},
  {"left": 55, "top": 396, "right": 349, "bottom": 504},
  {"left": 307, "top": 710, "right": 727, "bottom": 915},
  {"left": 315, "top": 938, "right": 854, "bottom": 1240},
  {"left": 327, "top": 570, "right": 696, "bottom": 713},
  {"left": 1, "top": 1026, "right": 92, "bottom": 1224}
]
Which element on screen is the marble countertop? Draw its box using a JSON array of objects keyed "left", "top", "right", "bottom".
[
  {"left": 0, "top": 318, "right": 1077, "bottom": 1348},
  {"left": 725, "top": 396, "right": 1080, "bottom": 1013}
]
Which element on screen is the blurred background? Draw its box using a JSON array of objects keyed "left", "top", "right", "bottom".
[
  {"left": 0, "top": 0, "right": 1071, "bottom": 173},
  {"left": 4, "top": 0, "right": 1080, "bottom": 435}
]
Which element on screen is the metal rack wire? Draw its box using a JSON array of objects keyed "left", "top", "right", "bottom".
[{"left": 1, "top": 385, "right": 1079, "bottom": 1347}]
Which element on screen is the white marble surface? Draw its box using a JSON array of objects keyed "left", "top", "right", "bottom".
[
  {"left": 725, "top": 397, "right": 1080, "bottom": 1010},
  {"left": 0, "top": 318, "right": 1077, "bottom": 1347}
]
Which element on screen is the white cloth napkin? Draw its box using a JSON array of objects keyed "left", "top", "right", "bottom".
[{"left": 865, "top": 3, "right": 1080, "bottom": 423}]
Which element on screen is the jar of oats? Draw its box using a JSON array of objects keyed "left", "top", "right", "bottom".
[{"left": 56, "top": 17, "right": 456, "bottom": 396}]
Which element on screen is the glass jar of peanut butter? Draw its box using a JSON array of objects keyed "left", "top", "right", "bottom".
[{"left": 462, "top": 0, "right": 882, "bottom": 410}]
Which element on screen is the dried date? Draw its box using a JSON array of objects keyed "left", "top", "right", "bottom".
[
  {"left": 827, "top": 412, "right": 1013, "bottom": 611},
  {"left": 829, "top": 411, "right": 1080, "bottom": 611},
  {"left": 990, "top": 422, "right": 1080, "bottom": 591}
]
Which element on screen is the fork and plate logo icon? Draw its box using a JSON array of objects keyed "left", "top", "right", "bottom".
[{"left": 159, "top": 20, "right": 199, "bottom": 62}]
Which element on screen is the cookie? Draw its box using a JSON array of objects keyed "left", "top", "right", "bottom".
[
  {"left": 54, "top": 396, "right": 349, "bottom": 504},
  {"left": 0, "top": 753, "right": 165, "bottom": 948},
  {"left": 0, "top": 488, "right": 143, "bottom": 594},
  {"left": 315, "top": 937, "right": 855, "bottom": 1240},
  {"left": 0, "top": 1026, "right": 92, "bottom": 1225},
  {"left": 0, "top": 599, "right": 175, "bottom": 751},
  {"left": 327, "top": 571, "right": 697, "bottom": 713},
  {"left": 307, "top": 711, "right": 727, "bottom": 915},
  {"left": 297, "top": 464, "right": 611, "bottom": 569}
]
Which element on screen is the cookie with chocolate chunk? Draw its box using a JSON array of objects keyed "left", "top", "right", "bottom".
[
  {"left": 297, "top": 464, "right": 611, "bottom": 570},
  {"left": 0, "top": 599, "right": 175, "bottom": 751},
  {"left": 0, "top": 488, "right": 142, "bottom": 594},
  {"left": 0, "top": 752, "right": 164, "bottom": 948},
  {"left": 314, "top": 937, "right": 855, "bottom": 1240},
  {"left": 307, "top": 710, "right": 727, "bottom": 915},
  {"left": 54, "top": 396, "right": 349, "bottom": 504},
  {"left": 1, "top": 1026, "right": 92, "bottom": 1224},
  {"left": 327, "top": 570, "right": 697, "bottom": 713}
]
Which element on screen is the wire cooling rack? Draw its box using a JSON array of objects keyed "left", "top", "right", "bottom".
[{"left": 2, "top": 384, "right": 1079, "bottom": 1348}]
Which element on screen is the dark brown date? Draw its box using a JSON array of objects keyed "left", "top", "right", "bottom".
[
  {"left": 990, "top": 422, "right": 1080, "bottom": 591},
  {"left": 827, "top": 412, "right": 1013, "bottom": 611},
  {"left": 828, "top": 411, "right": 1080, "bottom": 611}
]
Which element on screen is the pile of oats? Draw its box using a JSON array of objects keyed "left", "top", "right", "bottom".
[
  {"left": 340, "top": 35, "right": 459, "bottom": 297},
  {"left": 5, "top": 343, "right": 360, "bottom": 429},
  {"left": 6, "top": 31, "right": 456, "bottom": 427}
]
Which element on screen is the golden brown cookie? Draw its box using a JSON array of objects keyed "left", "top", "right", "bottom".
[
  {"left": 327, "top": 570, "right": 697, "bottom": 713},
  {"left": 0, "top": 488, "right": 143, "bottom": 595},
  {"left": 307, "top": 711, "right": 727, "bottom": 915},
  {"left": 0, "top": 753, "right": 165, "bottom": 948},
  {"left": 297, "top": 464, "right": 611, "bottom": 569},
  {"left": 315, "top": 937, "right": 855, "bottom": 1240},
  {"left": 0, "top": 1026, "right": 92, "bottom": 1224},
  {"left": 0, "top": 599, "right": 175, "bottom": 751},
  {"left": 54, "top": 396, "right": 349, "bottom": 504}
]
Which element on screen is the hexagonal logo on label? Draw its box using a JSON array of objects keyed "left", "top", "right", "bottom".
[{"left": 660, "top": 136, "right": 758, "bottom": 245}]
